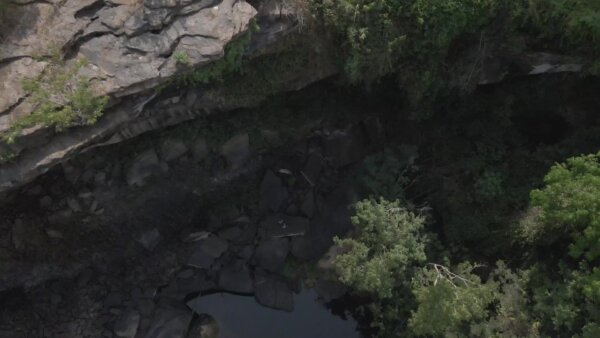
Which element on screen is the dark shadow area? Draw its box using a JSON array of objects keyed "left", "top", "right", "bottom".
[{"left": 512, "top": 109, "right": 570, "bottom": 146}]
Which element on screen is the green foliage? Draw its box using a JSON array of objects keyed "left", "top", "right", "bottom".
[
  {"left": 310, "top": 0, "right": 600, "bottom": 111},
  {"left": 409, "top": 262, "right": 496, "bottom": 337},
  {"left": 409, "top": 261, "right": 538, "bottom": 337},
  {"left": 524, "top": 152, "right": 600, "bottom": 260},
  {"left": 3, "top": 58, "right": 108, "bottom": 143},
  {"left": 475, "top": 170, "right": 505, "bottom": 200},
  {"left": 0, "top": 151, "right": 16, "bottom": 164},
  {"left": 580, "top": 267, "right": 600, "bottom": 302},
  {"left": 514, "top": 0, "right": 600, "bottom": 53},
  {"left": 500, "top": 253, "right": 598, "bottom": 338},
  {"left": 314, "top": 0, "right": 499, "bottom": 84},
  {"left": 333, "top": 198, "right": 427, "bottom": 298},
  {"left": 174, "top": 51, "right": 190, "bottom": 65},
  {"left": 0, "top": 0, "right": 8, "bottom": 16},
  {"left": 527, "top": 263, "right": 588, "bottom": 334},
  {"left": 511, "top": 152, "right": 600, "bottom": 335},
  {"left": 359, "top": 149, "right": 413, "bottom": 201},
  {"left": 579, "top": 323, "right": 600, "bottom": 338}
]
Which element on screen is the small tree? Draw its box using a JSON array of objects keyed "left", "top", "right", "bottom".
[
  {"left": 523, "top": 152, "right": 600, "bottom": 260},
  {"left": 333, "top": 198, "right": 427, "bottom": 299},
  {"left": 409, "top": 261, "right": 538, "bottom": 337}
]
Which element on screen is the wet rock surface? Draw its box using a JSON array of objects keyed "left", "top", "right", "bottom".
[
  {"left": 187, "top": 237, "right": 228, "bottom": 269},
  {"left": 254, "top": 273, "right": 294, "bottom": 312},
  {"left": 254, "top": 237, "right": 289, "bottom": 272},
  {"left": 113, "top": 310, "right": 141, "bottom": 337}
]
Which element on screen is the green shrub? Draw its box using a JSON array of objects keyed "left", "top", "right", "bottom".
[
  {"left": 475, "top": 170, "right": 504, "bottom": 200},
  {"left": 174, "top": 51, "right": 190, "bottom": 65},
  {"left": 409, "top": 262, "right": 497, "bottom": 337},
  {"left": 333, "top": 198, "right": 427, "bottom": 299},
  {"left": 409, "top": 261, "right": 538, "bottom": 337},
  {"left": 3, "top": 58, "right": 108, "bottom": 143},
  {"left": 514, "top": 0, "right": 600, "bottom": 52},
  {"left": 359, "top": 149, "right": 412, "bottom": 201},
  {"left": 311, "top": 0, "right": 600, "bottom": 109},
  {"left": 0, "top": 151, "right": 16, "bottom": 164},
  {"left": 524, "top": 152, "right": 600, "bottom": 260},
  {"left": 313, "top": 0, "right": 499, "bottom": 84}
]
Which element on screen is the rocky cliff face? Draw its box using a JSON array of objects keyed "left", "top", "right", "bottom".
[
  {"left": 0, "top": 0, "right": 336, "bottom": 195},
  {"left": 1, "top": 0, "right": 254, "bottom": 115}
]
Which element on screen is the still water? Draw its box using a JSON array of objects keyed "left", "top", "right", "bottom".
[{"left": 186, "top": 289, "right": 360, "bottom": 338}]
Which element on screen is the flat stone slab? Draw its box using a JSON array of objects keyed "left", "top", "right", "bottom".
[
  {"left": 187, "top": 237, "right": 228, "bottom": 269},
  {"left": 254, "top": 237, "right": 289, "bottom": 272},
  {"left": 144, "top": 305, "right": 192, "bottom": 338},
  {"left": 137, "top": 228, "right": 162, "bottom": 251},
  {"left": 218, "top": 260, "right": 253, "bottom": 293},
  {"left": 259, "top": 170, "right": 286, "bottom": 212},
  {"left": 114, "top": 310, "right": 140, "bottom": 337},
  {"left": 176, "top": 273, "right": 216, "bottom": 296},
  {"left": 261, "top": 214, "right": 308, "bottom": 238}
]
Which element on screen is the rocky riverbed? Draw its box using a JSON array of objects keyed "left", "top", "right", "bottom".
[{"left": 0, "top": 83, "right": 395, "bottom": 337}]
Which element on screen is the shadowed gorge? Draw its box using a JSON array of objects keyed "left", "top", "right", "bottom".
[{"left": 1, "top": 0, "right": 600, "bottom": 337}]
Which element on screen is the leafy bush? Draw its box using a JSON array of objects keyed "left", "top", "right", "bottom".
[
  {"left": 409, "top": 262, "right": 496, "bottom": 337},
  {"left": 514, "top": 0, "right": 600, "bottom": 53},
  {"left": 3, "top": 58, "right": 108, "bottom": 143},
  {"left": 0, "top": 151, "right": 16, "bottom": 164},
  {"left": 475, "top": 170, "right": 504, "bottom": 200},
  {"left": 409, "top": 261, "right": 538, "bottom": 337},
  {"left": 315, "top": 0, "right": 499, "bottom": 82},
  {"left": 333, "top": 198, "right": 427, "bottom": 298},
  {"left": 524, "top": 152, "right": 600, "bottom": 260},
  {"left": 310, "top": 0, "right": 600, "bottom": 107},
  {"left": 359, "top": 149, "right": 413, "bottom": 201},
  {"left": 515, "top": 153, "right": 600, "bottom": 336}
]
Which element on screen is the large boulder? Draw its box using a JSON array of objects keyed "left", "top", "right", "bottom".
[
  {"left": 292, "top": 188, "right": 354, "bottom": 260},
  {"left": 144, "top": 305, "right": 193, "bottom": 338},
  {"left": 190, "top": 137, "right": 209, "bottom": 162},
  {"left": 259, "top": 170, "right": 286, "bottom": 212},
  {"left": 159, "top": 138, "right": 188, "bottom": 162},
  {"left": 254, "top": 237, "right": 289, "bottom": 272},
  {"left": 218, "top": 260, "right": 253, "bottom": 293},
  {"left": 187, "top": 237, "right": 228, "bottom": 269},
  {"left": 219, "top": 133, "right": 250, "bottom": 169},
  {"left": 137, "top": 228, "right": 162, "bottom": 251},
  {"left": 261, "top": 214, "right": 309, "bottom": 238},
  {"left": 126, "top": 149, "right": 168, "bottom": 187},
  {"left": 114, "top": 310, "right": 141, "bottom": 338},
  {"left": 254, "top": 273, "right": 294, "bottom": 312}
]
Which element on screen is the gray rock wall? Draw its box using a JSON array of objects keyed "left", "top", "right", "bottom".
[{"left": 0, "top": 0, "right": 337, "bottom": 196}]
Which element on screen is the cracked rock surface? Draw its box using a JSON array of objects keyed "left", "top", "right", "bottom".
[{"left": 0, "top": 0, "right": 338, "bottom": 194}]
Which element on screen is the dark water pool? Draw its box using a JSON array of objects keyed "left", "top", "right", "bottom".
[{"left": 186, "top": 289, "right": 361, "bottom": 338}]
